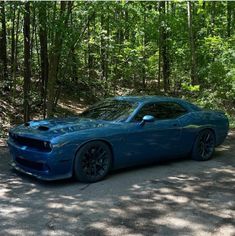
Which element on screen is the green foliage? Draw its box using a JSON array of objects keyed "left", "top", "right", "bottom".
[
  {"left": 182, "top": 84, "right": 200, "bottom": 92},
  {"left": 0, "top": 1, "right": 234, "bottom": 131}
]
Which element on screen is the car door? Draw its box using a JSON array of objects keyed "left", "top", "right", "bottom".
[{"left": 123, "top": 102, "right": 187, "bottom": 165}]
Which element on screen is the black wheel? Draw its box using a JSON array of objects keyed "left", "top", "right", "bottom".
[
  {"left": 74, "top": 141, "right": 112, "bottom": 183},
  {"left": 191, "top": 129, "right": 216, "bottom": 161}
]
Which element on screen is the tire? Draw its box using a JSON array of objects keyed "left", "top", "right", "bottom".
[
  {"left": 74, "top": 141, "right": 112, "bottom": 183},
  {"left": 191, "top": 129, "right": 216, "bottom": 161}
]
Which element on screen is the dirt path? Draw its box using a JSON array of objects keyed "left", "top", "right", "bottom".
[{"left": 0, "top": 132, "right": 235, "bottom": 236}]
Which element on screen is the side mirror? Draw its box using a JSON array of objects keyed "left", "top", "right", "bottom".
[{"left": 140, "top": 115, "right": 155, "bottom": 126}]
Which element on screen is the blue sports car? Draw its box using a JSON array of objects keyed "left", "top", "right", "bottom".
[{"left": 8, "top": 96, "right": 229, "bottom": 182}]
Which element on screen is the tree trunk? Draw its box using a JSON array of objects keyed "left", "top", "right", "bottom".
[
  {"left": 0, "top": 1, "right": 8, "bottom": 83},
  {"left": 11, "top": 3, "right": 16, "bottom": 86},
  {"left": 142, "top": 4, "right": 146, "bottom": 89},
  {"left": 105, "top": 5, "right": 110, "bottom": 83},
  {"left": 70, "top": 10, "right": 78, "bottom": 83},
  {"left": 227, "top": 1, "right": 231, "bottom": 37},
  {"left": 100, "top": 12, "right": 105, "bottom": 81},
  {"left": 23, "top": 2, "right": 31, "bottom": 122},
  {"left": 39, "top": 3, "right": 49, "bottom": 118},
  {"left": 87, "top": 13, "right": 93, "bottom": 82},
  {"left": 61, "top": 9, "right": 95, "bottom": 85},
  {"left": 12, "top": 7, "right": 20, "bottom": 100},
  {"left": 47, "top": 1, "right": 69, "bottom": 117},
  {"left": 187, "top": 1, "right": 198, "bottom": 85},
  {"left": 157, "top": 2, "right": 163, "bottom": 91},
  {"left": 30, "top": 4, "right": 35, "bottom": 58},
  {"left": 124, "top": 9, "right": 129, "bottom": 41},
  {"left": 162, "top": 2, "right": 170, "bottom": 92},
  {"left": 231, "top": 2, "right": 235, "bottom": 36},
  {"left": 158, "top": 1, "right": 170, "bottom": 92}
]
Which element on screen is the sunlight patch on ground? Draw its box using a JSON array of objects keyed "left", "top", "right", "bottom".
[
  {"left": 90, "top": 221, "right": 144, "bottom": 236},
  {"left": 58, "top": 99, "right": 87, "bottom": 115},
  {"left": 153, "top": 216, "right": 204, "bottom": 232},
  {"left": 109, "top": 208, "right": 127, "bottom": 216},
  {"left": 0, "top": 205, "right": 29, "bottom": 218},
  {"left": 214, "top": 225, "right": 235, "bottom": 236}
]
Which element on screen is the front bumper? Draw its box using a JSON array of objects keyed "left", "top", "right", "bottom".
[
  {"left": 8, "top": 139, "right": 74, "bottom": 181},
  {"left": 10, "top": 161, "right": 72, "bottom": 181}
]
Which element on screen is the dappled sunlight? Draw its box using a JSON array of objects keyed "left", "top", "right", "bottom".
[
  {"left": 0, "top": 205, "right": 29, "bottom": 218},
  {"left": 215, "top": 131, "right": 235, "bottom": 156},
  {"left": 217, "top": 144, "right": 231, "bottom": 151},
  {"left": 90, "top": 221, "right": 133, "bottom": 236},
  {"left": 209, "top": 166, "right": 235, "bottom": 175},
  {"left": 6, "top": 229, "right": 36, "bottom": 236},
  {"left": 109, "top": 208, "right": 126, "bottom": 217},
  {"left": 152, "top": 216, "right": 203, "bottom": 231},
  {"left": 57, "top": 99, "right": 87, "bottom": 116}
]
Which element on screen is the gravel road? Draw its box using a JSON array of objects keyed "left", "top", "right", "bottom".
[{"left": 0, "top": 132, "right": 235, "bottom": 236}]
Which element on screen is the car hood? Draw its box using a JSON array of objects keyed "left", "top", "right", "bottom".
[{"left": 10, "top": 117, "right": 118, "bottom": 140}]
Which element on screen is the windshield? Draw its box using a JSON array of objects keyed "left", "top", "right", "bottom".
[{"left": 80, "top": 99, "right": 137, "bottom": 122}]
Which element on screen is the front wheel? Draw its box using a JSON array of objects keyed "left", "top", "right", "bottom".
[
  {"left": 74, "top": 141, "right": 112, "bottom": 183},
  {"left": 191, "top": 129, "right": 216, "bottom": 161}
]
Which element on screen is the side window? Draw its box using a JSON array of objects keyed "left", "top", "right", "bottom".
[
  {"left": 134, "top": 104, "right": 158, "bottom": 122},
  {"left": 156, "top": 102, "right": 187, "bottom": 119},
  {"left": 133, "top": 102, "right": 187, "bottom": 122}
]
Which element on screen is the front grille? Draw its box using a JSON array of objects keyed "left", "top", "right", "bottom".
[
  {"left": 9, "top": 133, "right": 52, "bottom": 152},
  {"left": 16, "top": 156, "right": 45, "bottom": 171}
]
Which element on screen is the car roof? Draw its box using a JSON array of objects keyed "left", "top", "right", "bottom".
[
  {"left": 113, "top": 95, "right": 185, "bottom": 104},
  {"left": 113, "top": 95, "right": 201, "bottom": 111}
]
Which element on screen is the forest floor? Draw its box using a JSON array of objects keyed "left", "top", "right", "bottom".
[{"left": 0, "top": 131, "right": 234, "bottom": 235}]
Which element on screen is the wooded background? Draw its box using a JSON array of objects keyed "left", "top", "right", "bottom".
[{"left": 0, "top": 1, "right": 234, "bottom": 136}]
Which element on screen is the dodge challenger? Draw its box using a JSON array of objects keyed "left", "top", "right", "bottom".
[{"left": 8, "top": 96, "right": 229, "bottom": 182}]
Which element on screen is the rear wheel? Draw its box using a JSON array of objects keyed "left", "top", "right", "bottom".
[
  {"left": 74, "top": 141, "right": 112, "bottom": 183},
  {"left": 191, "top": 129, "right": 215, "bottom": 161}
]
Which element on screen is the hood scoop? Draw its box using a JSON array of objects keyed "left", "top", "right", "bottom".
[
  {"left": 38, "top": 125, "right": 50, "bottom": 131},
  {"left": 24, "top": 122, "right": 30, "bottom": 127}
]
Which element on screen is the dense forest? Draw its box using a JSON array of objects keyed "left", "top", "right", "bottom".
[{"left": 0, "top": 1, "right": 235, "bottom": 138}]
